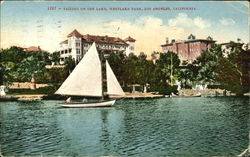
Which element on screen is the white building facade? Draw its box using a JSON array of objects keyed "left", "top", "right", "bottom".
[{"left": 59, "top": 29, "right": 136, "bottom": 64}]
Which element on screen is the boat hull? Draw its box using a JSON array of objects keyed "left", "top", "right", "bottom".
[
  {"left": 171, "top": 94, "right": 201, "bottom": 98},
  {"left": 59, "top": 99, "right": 116, "bottom": 108}
]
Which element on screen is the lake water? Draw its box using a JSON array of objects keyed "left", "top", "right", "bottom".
[{"left": 0, "top": 97, "right": 249, "bottom": 156}]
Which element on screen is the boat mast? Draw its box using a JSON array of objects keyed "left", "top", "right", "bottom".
[
  {"left": 169, "top": 51, "right": 173, "bottom": 86},
  {"left": 100, "top": 49, "right": 105, "bottom": 100}
]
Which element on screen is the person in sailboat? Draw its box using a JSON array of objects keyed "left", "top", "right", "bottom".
[
  {"left": 55, "top": 42, "right": 125, "bottom": 108},
  {"left": 82, "top": 98, "right": 88, "bottom": 102},
  {"left": 65, "top": 97, "right": 71, "bottom": 103}
]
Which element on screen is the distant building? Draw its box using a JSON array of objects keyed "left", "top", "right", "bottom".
[
  {"left": 59, "top": 29, "right": 136, "bottom": 64},
  {"left": 161, "top": 34, "right": 216, "bottom": 63},
  {"left": 24, "top": 46, "right": 45, "bottom": 52},
  {"left": 220, "top": 42, "right": 250, "bottom": 57}
]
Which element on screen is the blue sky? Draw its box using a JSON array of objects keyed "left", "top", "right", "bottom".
[{"left": 1, "top": 1, "right": 249, "bottom": 54}]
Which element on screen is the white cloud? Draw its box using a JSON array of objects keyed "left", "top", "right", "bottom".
[
  {"left": 168, "top": 13, "right": 193, "bottom": 27},
  {"left": 219, "top": 18, "right": 236, "bottom": 26},
  {"left": 168, "top": 13, "right": 211, "bottom": 29},
  {"left": 101, "top": 16, "right": 186, "bottom": 55},
  {"left": 194, "top": 17, "right": 211, "bottom": 29}
]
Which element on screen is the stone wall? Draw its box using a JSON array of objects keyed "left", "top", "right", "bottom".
[
  {"left": 8, "top": 82, "right": 48, "bottom": 89},
  {"left": 180, "top": 88, "right": 230, "bottom": 96}
]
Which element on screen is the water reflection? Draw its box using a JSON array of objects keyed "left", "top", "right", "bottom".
[
  {"left": 56, "top": 106, "right": 125, "bottom": 156},
  {"left": 0, "top": 101, "right": 63, "bottom": 155},
  {"left": 0, "top": 98, "right": 249, "bottom": 156}
]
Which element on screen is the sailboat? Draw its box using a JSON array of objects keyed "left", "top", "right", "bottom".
[{"left": 55, "top": 42, "right": 125, "bottom": 108}]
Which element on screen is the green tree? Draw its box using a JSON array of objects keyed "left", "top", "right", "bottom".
[
  {"left": 0, "top": 46, "right": 29, "bottom": 85},
  {"left": 107, "top": 52, "right": 126, "bottom": 86},
  {"left": 216, "top": 41, "right": 250, "bottom": 96},
  {"left": 137, "top": 52, "right": 155, "bottom": 87},
  {"left": 64, "top": 56, "right": 76, "bottom": 74},
  {"left": 50, "top": 51, "right": 60, "bottom": 65},
  {"left": 16, "top": 56, "right": 46, "bottom": 82},
  {"left": 155, "top": 52, "right": 180, "bottom": 86},
  {"left": 0, "top": 46, "right": 29, "bottom": 63},
  {"left": 192, "top": 44, "right": 223, "bottom": 85},
  {"left": 149, "top": 52, "right": 180, "bottom": 94}
]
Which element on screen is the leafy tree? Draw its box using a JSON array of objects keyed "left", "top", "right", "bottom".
[
  {"left": 193, "top": 44, "right": 223, "bottom": 85},
  {"left": 16, "top": 56, "right": 46, "bottom": 82},
  {"left": 155, "top": 52, "right": 180, "bottom": 86},
  {"left": 137, "top": 52, "right": 155, "bottom": 87},
  {"left": 0, "top": 46, "right": 29, "bottom": 63},
  {"left": 151, "top": 51, "right": 159, "bottom": 64},
  {"left": 0, "top": 61, "right": 16, "bottom": 85},
  {"left": 107, "top": 52, "right": 126, "bottom": 86},
  {"left": 123, "top": 53, "right": 139, "bottom": 85},
  {"left": 0, "top": 46, "right": 29, "bottom": 85},
  {"left": 35, "top": 68, "right": 68, "bottom": 83},
  {"left": 50, "top": 51, "right": 60, "bottom": 65},
  {"left": 64, "top": 56, "right": 76, "bottom": 74},
  {"left": 148, "top": 52, "right": 180, "bottom": 94},
  {"left": 216, "top": 41, "right": 250, "bottom": 96}
]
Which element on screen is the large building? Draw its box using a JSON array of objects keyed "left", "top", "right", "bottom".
[
  {"left": 161, "top": 34, "right": 216, "bottom": 63},
  {"left": 59, "top": 29, "right": 136, "bottom": 63}
]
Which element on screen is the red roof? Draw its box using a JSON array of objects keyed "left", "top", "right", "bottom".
[
  {"left": 124, "top": 36, "right": 136, "bottom": 41},
  {"left": 60, "top": 40, "right": 68, "bottom": 44},
  {"left": 82, "top": 34, "right": 128, "bottom": 46},
  {"left": 64, "top": 29, "right": 133, "bottom": 46},
  {"left": 67, "top": 29, "right": 82, "bottom": 37},
  {"left": 24, "top": 46, "right": 44, "bottom": 52}
]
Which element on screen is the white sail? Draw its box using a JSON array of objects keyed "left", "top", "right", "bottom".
[
  {"left": 106, "top": 60, "right": 125, "bottom": 96},
  {"left": 55, "top": 42, "right": 102, "bottom": 97}
]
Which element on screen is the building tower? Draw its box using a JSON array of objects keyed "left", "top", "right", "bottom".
[
  {"left": 67, "top": 29, "right": 83, "bottom": 62},
  {"left": 124, "top": 36, "right": 136, "bottom": 56}
]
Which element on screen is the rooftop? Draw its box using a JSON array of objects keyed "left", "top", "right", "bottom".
[
  {"left": 24, "top": 46, "right": 44, "bottom": 52},
  {"left": 125, "top": 36, "right": 136, "bottom": 42},
  {"left": 62, "top": 29, "right": 136, "bottom": 46},
  {"left": 67, "top": 29, "right": 83, "bottom": 37}
]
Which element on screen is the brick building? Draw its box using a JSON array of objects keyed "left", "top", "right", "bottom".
[
  {"left": 59, "top": 29, "right": 136, "bottom": 64},
  {"left": 161, "top": 34, "right": 216, "bottom": 63}
]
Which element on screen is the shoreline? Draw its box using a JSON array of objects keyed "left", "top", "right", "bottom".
[{"left": 1, "top": 92, "right": 249, "bottom": 101}]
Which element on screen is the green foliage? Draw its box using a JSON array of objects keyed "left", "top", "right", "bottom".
[
  {"left": 193, "top": 44, "right": 223, "bottom": 84},
  {"left": 107, "top": 52, "right": 126, "bottom": 85},
  {"left": 35, "top": 68, "right": 68, "bottom": 83},
  {"left": 155, "top": 52, "right": 180, "bottom": 86},
  {"left": 0, "top": 46, "right": 29, "bottom": 84},
  {"left": 2, "top": 41, "right": 249, "bottom": 96},
  {"left": 8, "top": 85, "right": 58, "bottom": 95},
  {"left": 151, "top": 82, "right": 178, "bottom": 95},
  {"left": 50, "top": 51, "right": 60, "bottom": 65},
  {"left": 216, "top": 42, "right": 250, "bottom": 96},
  {"left": 16, "top": 56, "right": 46, "bottom": 82},
  {"left": 1, "top": 46, "right": 29, "bottom": 63},
  {"left": 64, "top": 56, "right": 76, "bottom": 74},
  {"left": 107, "top": 51, "right": 180, "bottom": 94},
  {"left": 187, "top": 41, "right": 250, "bottom": 95},
  {"left": 0, "top": 46, "right": 64, "bottom": 85}
]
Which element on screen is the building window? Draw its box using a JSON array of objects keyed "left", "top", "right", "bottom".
[
  {"left": 76, "top": 42, "right": 80, "bottom": 47},
  {"left": 76, "top": 49, "right": 80, "bottom": 54}
]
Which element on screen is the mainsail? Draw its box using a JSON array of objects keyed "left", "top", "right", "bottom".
[
  {"left": 106, "top": 60, "right": 125, "bottom": 96},
  {"left": 55, "top": 43, "right": 102, "bottom": 97}
]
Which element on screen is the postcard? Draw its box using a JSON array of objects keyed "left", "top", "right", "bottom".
[{"left": 0, "top": 1, "right": 249, "bottom": 157}]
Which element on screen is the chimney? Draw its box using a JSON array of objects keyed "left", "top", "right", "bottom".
[
  {"left": 166, "top": 37, "right": 169, "bottom": 44},
  {"left": 171, "top": 39, "right": 175, "bottom": 43}
]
